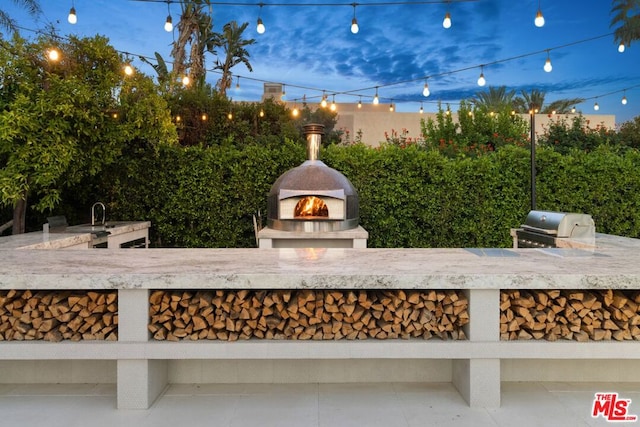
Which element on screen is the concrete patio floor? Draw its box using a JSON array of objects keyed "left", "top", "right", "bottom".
[{"left": 1, "top": 382, "right": 638, "bottom": 427}]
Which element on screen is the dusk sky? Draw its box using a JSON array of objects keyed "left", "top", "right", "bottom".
[{"left": 5, "top": 0, "right": 640, "bottom": 124}]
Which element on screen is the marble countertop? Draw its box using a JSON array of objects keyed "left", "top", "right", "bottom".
[
  {"left": 0, "top": 221, "right": 150, "bottom": 250},
  {"left": 1, "top": 233, "right": 640, "bottom": 290}
]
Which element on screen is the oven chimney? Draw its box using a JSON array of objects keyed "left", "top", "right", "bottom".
[{"left": 303, "top": 123, "right": 324, "bottom": 161}]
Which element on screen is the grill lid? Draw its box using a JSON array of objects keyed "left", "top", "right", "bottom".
[{"left": 521, "top": 210, "right": 594, "bottom": 238}]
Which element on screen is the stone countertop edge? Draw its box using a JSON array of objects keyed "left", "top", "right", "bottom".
[{"left": 1, "top": 237, "right": 640, "bottom": 290}]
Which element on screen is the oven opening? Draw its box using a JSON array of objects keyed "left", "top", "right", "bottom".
[{"left": 294, "top": 196, "right": 329, "bottom": 218}]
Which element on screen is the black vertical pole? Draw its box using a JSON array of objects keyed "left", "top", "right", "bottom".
[{"left": 530, "top": 111, "right": 536, "bottom": 211}]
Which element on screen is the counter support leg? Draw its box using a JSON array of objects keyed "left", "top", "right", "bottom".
[
  {"left": 117, "top": 289, "right": 167, "bottom": 409},
  {"left": 453, "top": 289, "right": 501, "bottom": 408}
]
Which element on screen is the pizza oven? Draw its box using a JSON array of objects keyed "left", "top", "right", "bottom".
[{"left": 266, "top": 123, "right": 359, "bottom": 233}]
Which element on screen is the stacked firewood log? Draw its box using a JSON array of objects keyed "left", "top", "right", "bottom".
[
  {"left": 501, "top": 289, "right": 640, "bottom": 341},
  {"left": 0, "top": 290, "right": 117, "bottom": 342},
  {"left": 148, "top": 289, "right": 469, "bottom": 341}
]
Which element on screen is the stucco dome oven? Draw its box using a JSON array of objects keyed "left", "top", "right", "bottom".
[{"left": 267, "top": 124, "right": 359, "bottom": 232}]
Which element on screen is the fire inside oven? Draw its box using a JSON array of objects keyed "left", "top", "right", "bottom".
[{"left": 295, "top": 196, "right": 328, "bottom": 218}]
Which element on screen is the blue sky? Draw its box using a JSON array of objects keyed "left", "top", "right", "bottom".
[{"left": 4, "top": 0, "right": 640, "bottom": 124}]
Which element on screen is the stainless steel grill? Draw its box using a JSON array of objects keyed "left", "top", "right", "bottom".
[{"left": 512, "top": 210, "right": 596, "bottom": 248}]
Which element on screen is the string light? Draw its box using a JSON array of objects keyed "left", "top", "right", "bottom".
[
  {"left": 259, "top": 109, "right": 265, "bottom": 117},
  {"left": 358, "top": 97, "right": 362, "bottom": 109},
  {"left": 373, "top": 87, "right": 379, "bottom": 104},
  {"left": 292, "top": 105, "right": 299, "bottom": 117},
  {"left": 182, "top": 75, "right": 190, "bottom": 86},
  {"left": 68, "top": 2, "right": 77, "bottom": 24},
  {"left": 422, "top": 79, "right": 430, "bottom": 97},
  {"left": 124, "top": 64, "right": 134, "bottom": 76},
  {"left": 442, "top": 0, "right": 451, "bottom": 29},
  {"left": 281, "top": 84, "right": 286, "bottom": 99},
  {"left": 201, "top": 113, "right": 208, "bottom": 121},
  {"left": 389, "top": 101, "right": 394, "bottom": 112},
  {"left": 236, "top": 76, "right": 240, "bottom": 89},
  {"left": 330, "top": 95, "right": 337, "bottom": 111},
  {"left": 227, "top": 111, "right": 233, "bottom": 120},
  {"left": 47, "top": 48, "right": 60, "bottom": 61},
  {"left": 594, "top": 101, "right": 599, "bottom": 111},
  {"left": 320, "top": 91, "right": 327, "bottom": 108},
  {"left": 164, "top": 1, "right": 173, "bottom": 32},
  {"left": 351, "top": 4, "right": 359, "bottom": 34},
  {"left": 543, "top": 50, "right": 552, "bottom": 72},
  {"left": 622, "top": 92, "right": 628, "bottom": 105},
  {"left": 618, "top": 42, "right": 625, "bottom": 53},
  {"left": 419, "top": 102, "right": 424, "bottom": 114},
  {"left": 477, "top": 66, "right": 486, "bottom": 86},
  {"left": 256, "top": 4, "right": 266, "bottom": 34},
  {"left": 534, "top": 1, "right": 545, "bottom": 27}
]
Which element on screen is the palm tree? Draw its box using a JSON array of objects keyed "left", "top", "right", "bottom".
[
  {"left": 472, "top": 86, "right": 516, "bottom": 111},
  {"left": 514, "top": 89, "right": 546, "bottom": 113},
  {"left": 0, "top": 0, "right": 41, "bottom": 35},
  {"left": 513, "top": 89, "right": 583, "bottom": 114},
  {"left": 171, "top": 0, "right": 214, "bottom": 86},
  {"left": 610, "top": 0, "right": 640, "bottom": 48},
  {"left": 211, "top": 21, "right": 255, "bottom": 98}
]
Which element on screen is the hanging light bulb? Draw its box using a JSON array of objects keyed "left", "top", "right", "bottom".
[
  {"left": 477, "top": 66, "right": 486, "bottom": 86},
  {"left": 256, "top": 17, "right": 265, "bottom": 34},
  {"left": 292, "top": 105, "right": 299, "bottom": 117},
  {"left": 47, "top": 48, "right": 60, "bottom": 61},
  {"left": 281, "top": 84, "right": 286, "bottom": 100},
  {"left": 227, "top": 112, "right": 233, "bottom": 120},
  {"left": 622, "top": 94, "right": 628, "bottom": 105},
  {"left": 358, "top": 97, "right": 362, "bottom": 109},
  {"left": 182, "top": 75, "right": 190, "bottom": 86},
  {"left": 201, "top": 113, "right": 208, "bottom": 121},
  {"left": 422, "top": 80, "right": 430, "bottom": 97},
  {"left": 124, "top": 64, "right": 134, "bottom": 76},
  {"left": 442, "top": 11, "right": 452, "bottom": 29},
  {"left": 618, "top": 42, "right": 625, "bottom": 53},
  {"left": 330, "top": 95, "right": 337, "bottom": 111},
  {"left": 351, "top": 5, "right": 359, "bottom": 34},
  {"left": 164, "top": 16, "right": 173, "bottom": 32},
  {"left": 534, "top": 1, "right": 545, "bottom": 27},
  {"left": 419, "top": 103, "right": 424, "bottom": 114},
  {"left": 257, "top": 4, "right": 266, "bottom": 34},
  {"left": 321, "top": 92, "right": 328, "bottom": 108},
  {"left": 594, "top": 101, "right": 599, "bottom": 111},
  {"left": 389, "top": 101, "right": 394, "bottom": 112},
  {"left": 68, "top": 5, "right": 77, "bottom": 24},
  {"left": 543, "top": 51, "right": 552, "bottom": 72},
  {"left": 373, "top": 87, "right": 379, "bottom": 105},
  {"left": 235, "top": 76, "right": 240, "bottom": 89},
  {"left": 259, "top": 109, "right": 265, "bottom": 118},
  {"left": 571, "top": 106, "right": 576, "bottom": 113}
]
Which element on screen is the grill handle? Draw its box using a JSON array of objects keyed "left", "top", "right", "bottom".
[{"left": 521, "top": 224, "right": 557, "bottom": 235}]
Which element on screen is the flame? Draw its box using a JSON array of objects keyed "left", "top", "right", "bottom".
[{"left": 294, "top": 196, "right": 329, "bottom": 218}]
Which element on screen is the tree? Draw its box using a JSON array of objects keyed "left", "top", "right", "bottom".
[
  {"left": 211, "top": 21, "right": 255, "bottom": 98},
  {"left": 472, "top": 86, "right": 516, "bottom": 111},
  {"left": 0, "top": 0, "right": 41, "bottom": 36},
  {"left": 0, "top": 34, "right": 176, "bottom": 233},
  {"left": 610, "top": 0, "right": 640, "bottom": 48},
  {"left": 171, "top": 0, "right": 214, "bottom": 87},
  {"left": 513, "top": 89, "right": 583, "bottom": 114}
]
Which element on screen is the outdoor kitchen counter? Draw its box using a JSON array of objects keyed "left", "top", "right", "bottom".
[
  {"left": 0, "top": 221, "right": 150, "bottom": 250},
  {"left": 2, "top": 233, "right": 640, "bottom": 410},
  {"left": 1, "top": 238, "right": 640, "bottom": 290}
]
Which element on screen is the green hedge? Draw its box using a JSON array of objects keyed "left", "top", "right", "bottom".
[{"left": 68, "top": 143, "right": 640, "bottom": 248}]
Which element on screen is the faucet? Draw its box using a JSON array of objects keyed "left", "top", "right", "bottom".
[{"left": 91, "top": 202, "right": 106, "bottom": 226}]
